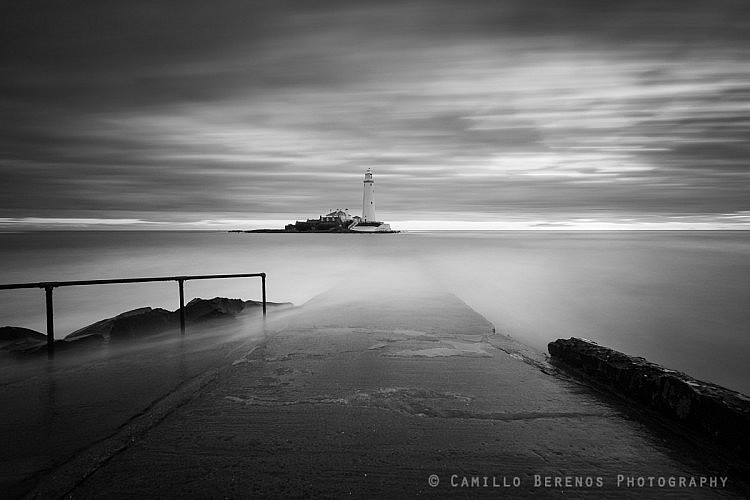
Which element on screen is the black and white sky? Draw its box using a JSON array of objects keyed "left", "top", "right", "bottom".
[{"left": 2, "top": 0, "right": 749, "bottom": 229}]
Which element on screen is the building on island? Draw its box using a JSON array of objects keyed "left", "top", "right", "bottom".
[
  {"left": 284, "top": 209, "right": 353, "bottom": 232},
  {"left": 284, "top": 169, "right": 393, "bottom": 232},
  {"left": 320, "top": 209, "right": 353, "bottom": 224}
]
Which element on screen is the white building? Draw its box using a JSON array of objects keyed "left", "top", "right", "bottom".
[
  {"left": 351, "top": 168, "right": 392, "bottom": 232},
  {"left": 320, "top": 209, "right": 352, "bottom": 223},
  {"left": 362, "top": 168, "right": 375, "bottom": 223}
]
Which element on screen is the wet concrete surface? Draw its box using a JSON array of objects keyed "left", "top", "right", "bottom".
[
  {"left": 32, "top": 279, "right": 747, "bottom": 498},
  {"left": 0, "top": 316, "right": 267, "bottom": 498}
]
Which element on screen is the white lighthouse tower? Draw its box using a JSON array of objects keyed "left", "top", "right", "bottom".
[
  {"left": 350, "top": 167, "right": 392, "bottom": 232},
  {"left": 362, "top": 167, "right": 376, "bottom": 223}
]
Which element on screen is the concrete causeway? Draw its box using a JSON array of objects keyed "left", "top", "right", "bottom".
[{"left": 41, "top": 277, "right": 745, "bottom": 498}]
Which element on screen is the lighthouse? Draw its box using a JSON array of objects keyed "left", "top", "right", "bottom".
[
  {"left": 350, "top": 168, "right": 393, "bottom": 232},
  {"left": 362, "top": 167, "right": 376, "bottom": 223},
  {"left": 281, "top": 166, "right": 395, "bottom": 232}
]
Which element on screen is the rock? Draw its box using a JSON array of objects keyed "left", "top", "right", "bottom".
[
  {"left": 3, "top": 297, "right": 294, "bottom": 359},
  {"left": 548, "top": 337, "right": 750, "bottom": 460},
  {"left": 183, "top": 297, "right": 294, "bottom": 322},
  {"left": 66, "top": 307, "right": 175, "bottom": 342},
  {"left": 67, "top": 307, "right": 149, "bottom": 340},
  {"left": 109, "top": 308, "right": 175, "bottom": 342},
  {"left": 54, "top": 334, "right": 105, "bottom": 352},
  {"left": 2, "top": 327, "right": 104, "bottom": 357},
  {"left": 183, "top": 297, "right": 246, "bottom": 322},
  {"left": 51, "top": 297, "right": 293, "bottom": 345},
  {"left": 0, "top": 326, "right": 46, "bottom": 342},
  {"left": 65, "top": 297, "right": 293, "bottom": 342},
  {"left": 0, "top": 326, "right": 47, "bottom": 352},
  {"left": 243, "top": 299, "right": 293, "bottom": 311},
  {"left": 0, "top": 326, "right": 46, "bottom": 343}
]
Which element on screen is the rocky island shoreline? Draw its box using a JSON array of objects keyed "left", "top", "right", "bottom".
[
  {"left": 230, "top": 227, "right": 400, "bottom": 234},
  {"left": 229, "top": 208, "right": 399, "bottom": 233},
  {"left": 233, "top": 169, "right": 400, "bottom": 233}
]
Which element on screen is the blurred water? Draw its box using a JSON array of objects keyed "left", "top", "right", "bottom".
[{"left": 0, "top": 230, "right": 748, "bottom": 394}]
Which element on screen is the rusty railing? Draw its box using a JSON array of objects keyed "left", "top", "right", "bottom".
[{"left": 0, "top": 273, "right": 267, "bottom": 357}]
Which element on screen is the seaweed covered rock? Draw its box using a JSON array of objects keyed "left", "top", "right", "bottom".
[
  {"left": 109, "top": 308, "right": 175, "bottom": 341},
  {"left": 549, "top": 337, "right": 750, "bottom": 459},
  {"left": 0, "top": 297, "right": 295, "bottom": 358},
  {"left": 2, "top": 326, "right": 104, "bottom": 357},
  {"left": 0, "top": 326, "right": 47, "bottom": 354},
  {"left": 183, "top": 297, "right": 246, "bottom": 322},
  {"left": 67, "top": 307, "right": 175, "bottom": 342},
  {"left": 65, "top": 297, "right": 291, "bottom": 343}
]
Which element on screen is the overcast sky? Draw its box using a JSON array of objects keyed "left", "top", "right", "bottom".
[{"left": 1, "top": 0, "right": 749, "bottom": 229}]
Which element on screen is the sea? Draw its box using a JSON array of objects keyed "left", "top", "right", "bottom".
[{"left": 1, "top": 229, "right": 749, "bottom": 395}]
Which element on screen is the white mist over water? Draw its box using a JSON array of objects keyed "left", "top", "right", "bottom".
[{"left": 0, "top": 230, "right": 748, "bottom": 395}]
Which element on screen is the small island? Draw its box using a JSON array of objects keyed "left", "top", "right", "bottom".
[{"left": 232, "top": 168, "right": 399, "bottom": 233}]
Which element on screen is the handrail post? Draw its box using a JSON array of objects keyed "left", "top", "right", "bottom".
[
  {"left": 44, "top": 285, "right": 54, "bottom": 358},
  {"left": 261, "top": 273, "right": 267, "bottom": 318},
  {"left": 1, "top": 272, "right": 268, "bottom": 342},
  {"left": 178, "top": 279, "right": 186, "bottom": 335}
]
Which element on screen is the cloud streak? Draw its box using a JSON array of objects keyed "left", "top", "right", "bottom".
[{"left": 1, "top": 0, "right": 749, "bottom": 228}]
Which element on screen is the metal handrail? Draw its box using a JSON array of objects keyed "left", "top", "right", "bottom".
[{"left": 0, "top": 272, "right": 267, "bottom": 357}]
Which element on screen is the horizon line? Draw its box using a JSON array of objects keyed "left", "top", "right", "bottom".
[{"left": 1, "top": 217, "right": 750, "bottom": 232}]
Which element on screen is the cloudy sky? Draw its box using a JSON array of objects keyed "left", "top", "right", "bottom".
[{"left": 1, "top": 0, "right": 749, "bottom": 229}]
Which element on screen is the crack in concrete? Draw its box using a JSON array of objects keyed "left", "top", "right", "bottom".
[{"left": 224, "top": 387, "right": 612, "bottom": 422}]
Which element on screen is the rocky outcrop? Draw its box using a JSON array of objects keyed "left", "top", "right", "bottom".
[
  {"left": 65, "top": 298, "right": 276, "bottom": 342},
  {"left": 65, "top": 297, "right": 292, "bottom": 342},
  {"left": 54, "top": 334, "right": 105, "bottom": 352},
  {"left": 242, "top": 299, "right": 293, "bottom": 314},
  {"left": 548, "top": 337, "right": 750, "bottom": 459},
  {"left": 1, "top": 297, "right": 292, "bottom": 358},
  {"left": 184, "top": 297, "right": 245, "bottom": 322},
  {"left": 67, "top": 307, "right": 174, "bottom": 342},
  {"left": 1, "top": 326, "right": 104, "bottom": 357},
  {"left": 109, "top": 308, "right": 176, "bottom": 342},
  {"left": 0, "top": 326, "right": 47, "bottom": 352},
  {"left": 180, "top": 297, "right": 290, "bottom": 324}
]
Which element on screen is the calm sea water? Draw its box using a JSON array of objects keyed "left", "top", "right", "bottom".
[{"left": 1, "top": 230, "right": 748, "bottom": 394}]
